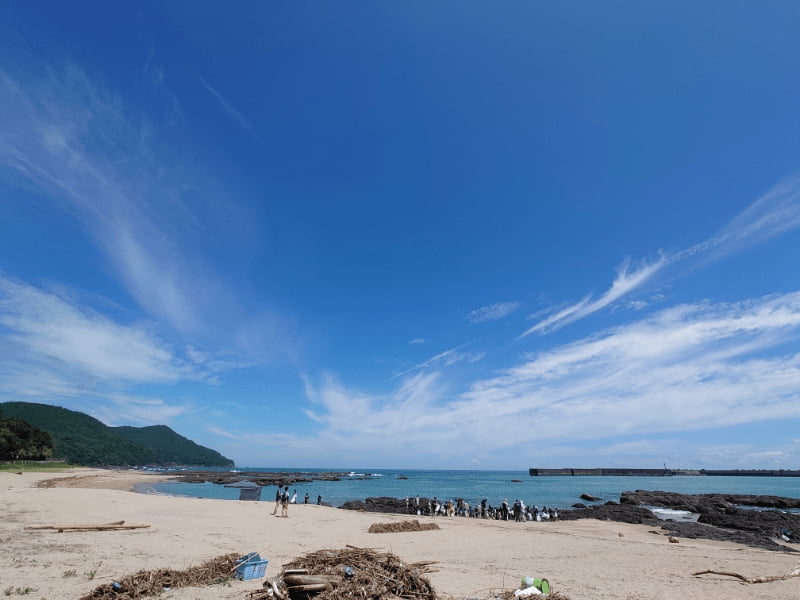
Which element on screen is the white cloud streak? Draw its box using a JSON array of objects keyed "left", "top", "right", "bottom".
[
  {"left": 0, "top": 60, "right": 284, "bottom": 356},
  {"left": 88, "top": 393, "right": 190, "bottom": 427},
  {"left": 521, "top": 257, "right": 665, "bottom": 336},
  {"left": 198, "top": 77, "right": 257, "bottom": 135},
  {"left": 672, "top": 173, "right": 800, "bottom": 265},
  {"left": 387, "top": 343, "right": 484, "bottom": 381},
  {"left": 0, "top": 276, "right": 198, "bottom": 425},
  {"left": 0, "top": 65, "right": 205, "bottom": 334},
  {"left": 284, "top": 291, "right": 800, "bottom": 467},
  {"left": 466, "top": 301, "right": 522, "bottom": 323},
  {"left": 0, "top": 277, "right": 186, "bottom": 383},
  {"left": 525, "top": 175, "right": 800, "bottom": 335}
]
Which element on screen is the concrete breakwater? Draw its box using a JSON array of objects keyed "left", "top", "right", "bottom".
[{"left": 529, "top": 468, "right": 800, "bottom": 477}]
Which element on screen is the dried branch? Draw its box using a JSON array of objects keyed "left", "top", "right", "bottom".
[
  {"left": 692, "top": 565, "right": 800, "bottom": 584},
  {"left": 25, "top": 521, "right": 150, "bottom": 532}
]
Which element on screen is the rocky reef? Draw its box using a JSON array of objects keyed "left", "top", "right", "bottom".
[
  {"left": 614, "top": 490, "right": 800, "bottom": 552},
  {"left": 170, "top": 470, "right": 349, "bottom": 487},
  {"left": 340, "top": 491, "right": 800, "bottom": 553},
  {"left": 619, "top": 489, "right": 800, "bottom": 510},
  {"left": 341, "top": 497, "right": 426, "bottom": 513}
]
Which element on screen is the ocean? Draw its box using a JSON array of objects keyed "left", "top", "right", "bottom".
[{"left": 142, "top": 468, "right": 800, "bottom": 511}]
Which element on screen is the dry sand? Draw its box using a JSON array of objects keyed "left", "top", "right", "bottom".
[{"left": 1, "top": 468, "right": 798, "bottom": 600}]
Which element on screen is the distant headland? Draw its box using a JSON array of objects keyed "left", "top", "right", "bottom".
[{"left": 529, "top": 468, "right": 800, "bottom": 477}]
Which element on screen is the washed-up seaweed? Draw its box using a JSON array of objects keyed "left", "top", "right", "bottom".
[
  {"left": 248, "top": 546, "right": 437, "bottom": 600},
  {"left": 78, "top": 553, "right": 239, "bottom": 599},
  {"left": 368, "top": 519, "right": 440, "bottom": 533}
]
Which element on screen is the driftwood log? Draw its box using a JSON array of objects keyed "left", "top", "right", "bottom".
[
  {"left": 25, "top": 520, "right": 150, "bottom": 532},
  {"left": 692, "top": 563, "right": 800, "bottom": 584}
]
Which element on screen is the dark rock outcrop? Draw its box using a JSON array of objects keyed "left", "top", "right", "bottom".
[
  {"left": 620, "top": 490, "right": 800, "bottom": 510},
  {"left": 659, "top": 521, "right": 793, "bottom": 552},
  {"left": 619, "top": 490, "right": 799, "bottom": 552},
  {"left": 559, "top": 503, "right": 658, "bottom": 525},
  {"left": 173, "top": 471, "right": 345, "bottom": 487},
  {"left": 340, "top": 497, "right": 421, "bottom": 514},
  {"left": 580, "top": 493, "right": 602, "bottom": 502}
]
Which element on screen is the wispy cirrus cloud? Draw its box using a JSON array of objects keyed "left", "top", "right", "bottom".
[
  {"left": 466, "top": 301, "right": 522, "bottom": 323},
  {"left": 0, "top": 276, "right": 202, "bottom": 425},
  {"left": 671, "top": 173, "right": 800, "bottom": 265},
  {"left": 87, "top": 392, "right": 190, "bottom": 427},
  {"left": 0, "top": 276, "right": 188, "bottom": 384},
  {"left": 198, "top": 76, "right": 257, "bottom": 136},
  {"left": 0, "top": 59, "right": 284, "bottom": 357},
  {"left": 278, "top": 290, "right": 800, "bottom": 468},
  {"left": 521, "top": 257, "right": 665, "bottom": 336},
  {"left": 524, "top": 175, "right": 800, "bottom": 335},
  {"left": 387, "top": 343, "right": 484, "bottom": 381},
  {"left": 0, "top": 64, "right": 207, "bottom": 334}
]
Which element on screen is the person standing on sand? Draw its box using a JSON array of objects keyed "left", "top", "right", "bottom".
[
  {"left": 304, "top": 493, "right": 309, "bottom": 504},
  {"left": 271, "top": 486, "right": 281, "bottom": 516},
  {"left": 281, "top": 486, "right": 290, "bottom": 517}
]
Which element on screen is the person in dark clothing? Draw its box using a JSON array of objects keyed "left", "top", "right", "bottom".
[
  {"left": 271, "top": 486, "right": 281, "bottom": 515},
  {"left": 280, "top": 486, "right": 290, "bottom": 517}
]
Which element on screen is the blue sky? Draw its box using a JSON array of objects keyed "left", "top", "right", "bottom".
[{"left": 1, "top": 2, "right": 800, "bottom": 469}]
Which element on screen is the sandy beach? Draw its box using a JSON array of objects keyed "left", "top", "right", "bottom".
[{"left": 2, "top": 469, "right": 798, "bottom": 600}]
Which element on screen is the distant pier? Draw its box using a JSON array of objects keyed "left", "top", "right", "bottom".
[{"left": 529, "top": 468, "right": 800, "bottom": 477}]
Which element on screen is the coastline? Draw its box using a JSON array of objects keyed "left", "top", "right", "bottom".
[
  {"left": 2, "top": 468, "right": 799, "bottom": 600},
  {"left": 32, "top": 468, "right": 177, "bottom": 492}
]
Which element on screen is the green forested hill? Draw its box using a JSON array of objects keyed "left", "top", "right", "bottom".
[
  {"left": 0, "top": 410, "right": 54, "bottom": 460},
  {"left": 114, "top": 424, "right": 232, "bottom": 466},
  {"left": 0, "top": 402, "right": 234, "bottom": 467}
]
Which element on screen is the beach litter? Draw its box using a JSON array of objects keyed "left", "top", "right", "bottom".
[
  {"left": 248, "top": 545, "right": 437, "bottom": 600},
  {"left": 77, "top": 552, "right": 239, "bottom": 599},
  {"left": 368, "top": 519, "right": 440, "bottom": 533},
  {"left": 514, "top": 577, "right": 550, "bottom": 596},
  {"left": 501, "top": 591, "right": 569, "bottom": 600},
  {"left": 234, "top": 552, "right": 269, "bottom": 580}
]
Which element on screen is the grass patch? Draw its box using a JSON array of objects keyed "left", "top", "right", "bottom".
[{"left": 0, "top": 461, "right": 76, "bottom": 472}]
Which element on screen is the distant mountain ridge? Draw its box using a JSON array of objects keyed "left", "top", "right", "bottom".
[{"left": 0, "top": 402, "right": 234, "bottom": 467}]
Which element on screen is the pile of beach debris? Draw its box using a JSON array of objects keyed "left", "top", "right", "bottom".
[
  {"left": 368, "top": 519, "right": 440, "bottom": 533},
  {"left": 248, "top": 546, "right": 437, "bottom": 600},
  {"left": 78, "top": 553, "right": 238, "bottom": 599}
]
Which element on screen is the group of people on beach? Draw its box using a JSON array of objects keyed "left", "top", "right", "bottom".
[
  {"left": 271, "top": 486, "right": 323, "bottom": 517},
  {"left": 405, "top": 496, "right": 559, "bottom": 522}
]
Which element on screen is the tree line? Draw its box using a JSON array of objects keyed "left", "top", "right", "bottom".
[{"left": 0, "top": 410, "right": 54, "bottom": 461}]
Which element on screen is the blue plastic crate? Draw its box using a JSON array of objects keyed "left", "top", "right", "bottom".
[{"left": 234, "top": 553, "right": 268, "bottom": 580}]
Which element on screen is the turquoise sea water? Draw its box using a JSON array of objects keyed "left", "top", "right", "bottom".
[{"left": 145, "top": 468, "right": 800, "bottom": 510}]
